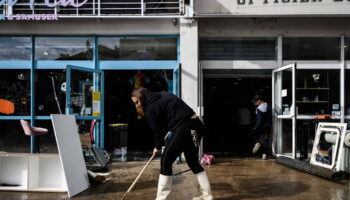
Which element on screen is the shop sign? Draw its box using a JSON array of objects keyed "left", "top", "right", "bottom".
[
  {"left": 0, "top": 0, "right": 88, "bottom": 21},
  {"left": 0, "top": 0, "right": 88, "bottom": 10},
  {"left": 5, "top": 14, "right": 58, "bottom": 21},
  {"left": 195, "top": 0, "right": 350, "bottom": 16},
  {"left": 92, "top": 91, "right": 101, "bottom": 117}
]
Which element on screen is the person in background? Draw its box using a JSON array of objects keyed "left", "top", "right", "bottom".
[
  {"left": 252, "top": 95, "right": 272, "bottom": 160},
  {"left": 131, "top": 87, "right": 214, "bottom": 200}
]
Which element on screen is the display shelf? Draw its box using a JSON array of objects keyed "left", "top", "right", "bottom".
[{"left": 295, "top": 70, "right": 339, "bottom": 115}]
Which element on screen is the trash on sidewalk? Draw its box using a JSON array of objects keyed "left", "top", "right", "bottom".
[
  {"left": 113, "top": 147, "right": 128, "bottom": 162},
  {"left": 87, "top": 170, "right": 111, "bottom": 183},
  {"left": 200, "top": 154, "right": 215, "bottom": 165}
]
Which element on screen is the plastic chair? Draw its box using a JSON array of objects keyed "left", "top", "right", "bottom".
[{"left": 20, "top": 120, "right": 48, "bottom": 136}]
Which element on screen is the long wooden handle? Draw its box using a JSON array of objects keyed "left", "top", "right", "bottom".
[{"left": 120, "top": 153, "right": 156, "bottom": 200}]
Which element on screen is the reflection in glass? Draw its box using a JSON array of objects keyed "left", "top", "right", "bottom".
[
  {"left": 0, "top": 120, "right": 30, "bottom": 152},
  {"left": 35, "top": 37, "right": 93, "bottom": 60},
  {"left": 36, "top": 70, "right": 66, "bottom": 115},
  {"left": 283, "top": 37, "right": 340, "bottom": 60},
  {"left": 0, "top": 37, "right": 31, "bottom": 60},
  {"left": 296, "top": 70, "right": 339, "bottom": 115},
  {"left": 34, "top": 120, "right": 58, "bottom": 153},
  {"left": 70, "top": 70, "right": 94, "bottom": 116},
  {"left": 98, "top": 37, "right": 177, "bottom": 60},
  {"left": 0, "top": 70, "right": 30, "bottom": 116},
  {"left": 199, "top": 37, "right": 277, "bottom": 60}
]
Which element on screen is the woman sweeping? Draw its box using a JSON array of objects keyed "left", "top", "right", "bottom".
[{"left": 131, "top": 87, "right": 214, "bottom": 200}]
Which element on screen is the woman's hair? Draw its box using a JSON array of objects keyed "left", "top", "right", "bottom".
[{"left": 131, "top": 87, "right": 150, "bottom": 103}]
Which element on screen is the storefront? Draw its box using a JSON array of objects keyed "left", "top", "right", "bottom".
[
  {"left": 189, "top": 1, "right": 350, "bottom": 157},
  {"left": 0, "top": 0, "right": 184, "bottom": 153},
  {"left": 2, "top": 0, "right": 350, "bottom": 158}
]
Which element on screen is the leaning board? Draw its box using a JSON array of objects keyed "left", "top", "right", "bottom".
[{"left": 51, "top": 114, "right": 90, "bottom": 197}]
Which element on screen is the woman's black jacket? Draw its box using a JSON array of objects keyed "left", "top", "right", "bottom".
[{"left": 143, "top": 92, "right": 195, "bottom": 149}]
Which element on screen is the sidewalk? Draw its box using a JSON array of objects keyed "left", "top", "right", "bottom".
[{"left": 0, "top": 157, "right": 349, "bottom": 200}]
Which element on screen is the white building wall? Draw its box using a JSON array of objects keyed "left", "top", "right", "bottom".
[
  {"left": 0, "top": 18, "right": 179, "bottom": 34},
  {"left": 199, "top": 17, "right": 350, "bottom": 37},
  {"left": 180, "top": 18, "right": 199, "bottom": 112}
]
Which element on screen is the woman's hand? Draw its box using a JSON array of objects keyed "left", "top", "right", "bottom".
[{"left": 153, "top": 147, "right": 159, "bottom": 155}]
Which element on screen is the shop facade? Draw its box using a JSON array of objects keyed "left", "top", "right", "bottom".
[
  {"left": 0, "top": 0, "right": 184, "bottom": 153},
  {"left": 189, "top": 0, "right": 350, "bottom": 157},
  {"left": 2, "top": 0, "right": 350, "bottom": 158}
]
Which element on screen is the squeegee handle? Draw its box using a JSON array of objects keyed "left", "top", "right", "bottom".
[{"left": 120, "top": 153, "right": 156, "bottom": 200}]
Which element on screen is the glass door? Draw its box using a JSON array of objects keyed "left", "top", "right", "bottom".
[
  {"left": 272, "top": 63, "right": 296, "bottom": 158},
  {"left": 66, "top": 65, "right": 104, "bottom": 148}
]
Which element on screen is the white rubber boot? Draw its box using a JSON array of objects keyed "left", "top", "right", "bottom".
[
  {"left": 155, "top": 174, "right": 172, "bottom": 200},
  {"left": 193, "top": 171, "right": 214, "bottom": 200}
]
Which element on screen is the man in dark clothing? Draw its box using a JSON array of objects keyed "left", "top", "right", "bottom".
[
  {"left": 252, "top": 95, "right": 272, "bottom": 160},
  {"left": 131, "top": 87, "right": 213, "bottom": 200}
]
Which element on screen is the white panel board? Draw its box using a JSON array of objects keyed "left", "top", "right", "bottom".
[
  {"left": 38, "top": 157, "right": 66, "bottom": 189},
  {"left": 0, "top": 156, "right": 28, "bottom": 189},
  {"left": 28, "top": 156, "right": 39, "bottom": 189},
  {"left": 51, "top": 114, "right": 89, "bottom": 197}
]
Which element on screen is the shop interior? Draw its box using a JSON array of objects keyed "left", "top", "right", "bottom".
[
  {"left": 104, "top": 70, "right": 173, "bottom": 153},
  {"left": 203, "top": 70, "right": 272, "bottom": 156}
]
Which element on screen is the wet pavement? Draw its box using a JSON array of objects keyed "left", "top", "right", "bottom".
[{"left": 0, "top": 157, "right": 350, "bottom": 200}]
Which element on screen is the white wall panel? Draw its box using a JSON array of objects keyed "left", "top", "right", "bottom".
[{"left": 180, "top": 18, "right": 199, "bottom": 112}]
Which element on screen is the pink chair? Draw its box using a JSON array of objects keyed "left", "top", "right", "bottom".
[{"left": 20, "top": 120, "right": 49, "bottom": 136}]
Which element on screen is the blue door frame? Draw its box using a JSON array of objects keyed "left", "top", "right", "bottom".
[{"left": 66, "top": 64, "right": 105, "bottom": 148}]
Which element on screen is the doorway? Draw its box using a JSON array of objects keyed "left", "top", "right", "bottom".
[
  {"left": 104, "top": 70, "right": 174, "bottom": 152},
  {"left": 203, "top": 69, "right": 272, "bottom": 156}
]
